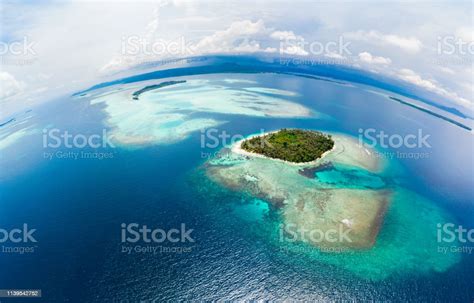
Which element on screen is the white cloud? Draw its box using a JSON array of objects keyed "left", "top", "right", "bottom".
[
  {"left": 279, "top": 45, "right": 309, "bottom": 56},
  {"left": 358, "top": 52, "right": 391, "bottom": 64},
  {"left": 0, "top": 72, "right": 24, "bottom": 100},
  {"left": 397, "top": 68, "right": 471, "bottom": 108},
  {"left": 2, "top": 1, "right": 472, "bottom": 115},
  {"left": 397, "top": 68, "right": 436, "bottom": 90},
  {"left": 460, "top": 82, "right": 473, "bottom": 93},
  {"left": 383, "top": 34, "right": 422, "bottom": 53},
  {"left": 270, "top": 30, "right": 298, "bottom": 40},
  {"left": 346, "top": 30, "right": 423, "bottom": 53},
  {"left": 437, "top": 66, "right": 455, "bottom": 75},
  {"left": 455, "top": 27, "right": 474, "bottom": 42},
  {"left": 324, "top": 52, "right": 346, "bottom": 60},
  {"left": 100, "top": 19, "right": 280, "bottom": 74},
  {"left": 270, "top": 30, "right": 308, "bottom": 56},
  {"left": 194, "top": 19, "right": 275, "bottom": 54}
]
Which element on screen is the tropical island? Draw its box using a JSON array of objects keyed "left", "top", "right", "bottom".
[
  {"left": 132, "top": 80, "right": 186, "bottom": 100},
  {"left": 206, "top": 129, "right": 392, "bottom": 251},
  {"left": 240, "top": 129, "right": 334, "bottom": 163}
]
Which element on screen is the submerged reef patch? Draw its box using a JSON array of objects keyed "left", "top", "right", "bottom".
[
  {"left": 204, "top": 130, "right": 460, "bottom": 280},
  {"left": 88, "top": 79, "right": 316, "bottom": 146}
]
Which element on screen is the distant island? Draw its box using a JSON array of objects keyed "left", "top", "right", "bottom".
[
  {"left": 241, "top": 129, "right": 334, "bottom": 163},
  {"left": 388, "top": 96, "right": 471, "bottom": 131},
  {"left": 0, "top": 117, "right": 16, "bottom": 127},
  {"left": 132, "top": 80, "right": 186, "bottom": 100}
]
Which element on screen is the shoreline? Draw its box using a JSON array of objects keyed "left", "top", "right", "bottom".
[{"left": 230, "top": 130, "right": 335, "bottom": 167}]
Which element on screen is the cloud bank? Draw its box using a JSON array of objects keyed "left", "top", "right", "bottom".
[{"left": 1, "top": 0, "right": 472, "bottom": 117}]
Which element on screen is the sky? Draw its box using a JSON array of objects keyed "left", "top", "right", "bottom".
[{"left": 0, "top": 0, "right": 473, "bottom": 118}]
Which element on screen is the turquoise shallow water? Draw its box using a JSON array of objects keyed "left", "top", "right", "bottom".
[
  {"left": 314, "top": 163, "right": 387, "bottom": 189},
  {"left": 190, "top": 167, "right": 470, "bottom": 300},
  {"left": 270, "top": 187, "right": 461, "bottom": 280},
  {"left": 232, "top": 198, "right": 270, "bottom": 222},
  {"left": 202, "top": 139, "right": 461, "bottom": 281}
]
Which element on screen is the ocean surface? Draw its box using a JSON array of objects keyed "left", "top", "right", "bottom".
[{"left": 0, "top": 56, "right": 473, "bottom": 302}]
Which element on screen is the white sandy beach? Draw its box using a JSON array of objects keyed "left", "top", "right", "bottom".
[{"left": 229, "top": 130, "right": 383, "bottom": 172}]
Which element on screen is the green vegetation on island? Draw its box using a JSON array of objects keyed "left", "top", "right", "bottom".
[
  {"left": 132, "top": 80, "right": 186, "bottom": 100},
  {"left": 241, "top": 129, "right": 334, "bottom": 163}
]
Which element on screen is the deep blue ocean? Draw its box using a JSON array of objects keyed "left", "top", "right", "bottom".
[{"left": 0, "top": 56, "right": 473, "bottom": 302}]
